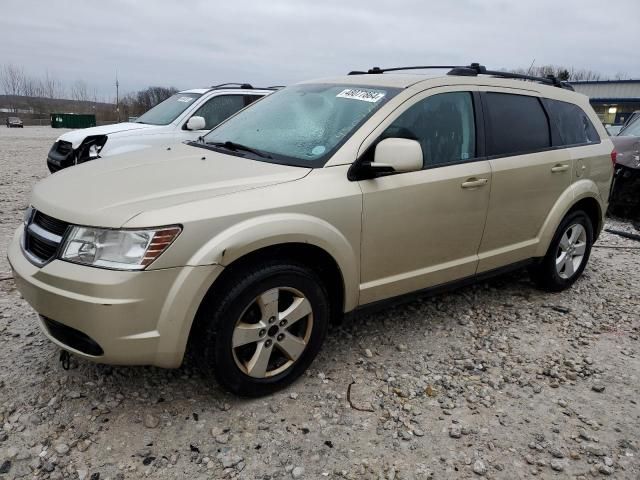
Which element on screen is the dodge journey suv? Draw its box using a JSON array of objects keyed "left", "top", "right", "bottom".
[{"left": 9, "top": 64, "right": 613, "bottom": 396}]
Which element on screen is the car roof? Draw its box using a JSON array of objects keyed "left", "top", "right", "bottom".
[
  {"left": 178, "top": 88, "right": 275, "bottom": 95},
  {"left": 298, "top": 74, "right": 429, "bottom": 89},
  {"left": 179, "top": 89, "right": 209, "bottom": 94},
  {"left": 298, "top": 74, "right": 587, "bottom": 103}
]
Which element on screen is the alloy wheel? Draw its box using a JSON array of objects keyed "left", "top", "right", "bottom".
[
  {"left": 231, "top": 287, "right": 313, "bottom": 378},
  {"left": 555, "top": 223, "right": 587, "bottom": 280}
]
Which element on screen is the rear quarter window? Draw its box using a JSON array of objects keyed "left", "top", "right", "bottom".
[
  {"left": 544, "top": 99, "right": 600, "bottom": 146},
  {"left": 484, "top": 92, "right": 551, "bottom": 157}
]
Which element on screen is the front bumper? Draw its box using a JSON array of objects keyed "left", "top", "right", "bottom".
[{"left": 8, "top": 228, "right": 223, "bottom": 368}]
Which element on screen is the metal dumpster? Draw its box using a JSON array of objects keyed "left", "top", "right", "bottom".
[{"left": 50, "top": 113, "right": 97, "bottom": 129}]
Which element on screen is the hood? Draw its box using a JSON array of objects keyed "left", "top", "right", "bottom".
[
  {"left": 31, "top": 143, "right": 311, "bottom": 228},
  {"left": 58, "top": 122, "right": 158, "bottom": 148},
  {"left": 612, "top": 135, "right": 640, "bottom": 169}
]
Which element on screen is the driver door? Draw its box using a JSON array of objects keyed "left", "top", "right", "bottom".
[{"left": 357, "top": 87, "right": 491, "bottom": 305}]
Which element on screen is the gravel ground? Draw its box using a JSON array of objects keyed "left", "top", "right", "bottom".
[{"left": 0, "top": 127, "right": 639, "bottom": 480}]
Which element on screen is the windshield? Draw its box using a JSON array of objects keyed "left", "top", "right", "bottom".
[
  {"left": 202, "top": 84, "right": 399, "bottom": 166},
  {"left": 135, "top": 93, "right": 201, "bottom": 125}
]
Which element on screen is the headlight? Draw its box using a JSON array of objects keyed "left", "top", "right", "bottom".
[
  {"left": 78, "top": 135, "right": 107, "bottom": 163},
  {"left": 60, "top": 225, "right": 181, "bottom": 270}
]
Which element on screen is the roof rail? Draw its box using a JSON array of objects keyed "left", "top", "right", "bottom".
[
  {"left": 453, "top": 63, "right": 574, "bottom": 91},
  {"left": 349, "top": 66, "right": 459, "bottom": 75},
  {"left": 348, "top": 63, "right": 574, "bottom": 90},
  {"left": 210, "top": 83, "right": 254, "bottom": 89},
  {"left": 208, "top": 83, "right": 286, "bottom": 91}
]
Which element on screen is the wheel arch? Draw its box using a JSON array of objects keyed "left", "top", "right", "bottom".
[
  {"left": 535, "top": 181, "right": 604, "bottom": 257},
  {"left": 185, "top": 241, "right": 349, "bottom": 364},
  {"left": 187, "top": 213, "right": 359, "bottom": 313}
]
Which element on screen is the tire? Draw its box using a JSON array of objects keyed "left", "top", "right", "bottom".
[
  {"left": 530, "top": 210, "right": 594, "bottom": 292},
  {"left": 196, "top": 261, "right": 330, "bottom": 396}
]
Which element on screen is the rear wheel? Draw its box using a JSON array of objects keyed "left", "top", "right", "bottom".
[
  {"left": 530, "top": 210, "right": 594, "bottom": 292},
  {"left": 196, "top": 261, "right": 329, "bottom": 396}
]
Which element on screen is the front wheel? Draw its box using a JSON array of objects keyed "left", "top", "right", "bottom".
[
  {"left": 530, "top": 210, "right": 594, "bottom": 292},
  {"left": 197, "top": 262, "right": 330, "bottom": 396}
]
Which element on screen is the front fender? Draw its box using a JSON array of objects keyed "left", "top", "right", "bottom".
[
  {"left": 188, "top": 213, "right": 360, "bottom": 311},
  {"left": 534, "top": 180, "right": 603, "bottom": 257}
]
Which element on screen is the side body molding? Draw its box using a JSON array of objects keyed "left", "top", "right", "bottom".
[{"left": 187, "top": 213, "right": 360, "bottom": 311}]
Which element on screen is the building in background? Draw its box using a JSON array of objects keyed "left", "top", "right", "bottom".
[{"left": 572, "top": 80, "right": 640, "bottom": 126}]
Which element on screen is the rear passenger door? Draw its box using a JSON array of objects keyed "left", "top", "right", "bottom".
[
  {"left": 477, "top": 90, "right": 571, "bottom": 272},
  {"left": 543, "top": 98, "right": 602, "bottom": 185}
]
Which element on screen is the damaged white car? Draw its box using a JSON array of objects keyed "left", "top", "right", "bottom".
[{"left": 46, "top": 84, "right": 275, "bottom": 172}]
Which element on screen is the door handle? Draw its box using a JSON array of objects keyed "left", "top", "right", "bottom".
[
  {"left": 551, "top": 164, "right": 569, "bottom": 173},
  {"left": 461, "top": 178, "right": 488, "bottom": 189}
]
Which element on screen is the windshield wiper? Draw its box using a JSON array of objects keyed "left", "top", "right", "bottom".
[{"left": 206, "top": 141, "right": 272, "bottom": 159}]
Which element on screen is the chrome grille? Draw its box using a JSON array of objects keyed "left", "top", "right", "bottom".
[
  {"left": 33, "top": 211, "right": 68, "bottom": 236},
  {"left": 23, "top": 210, "right": 70, "bottom": 265}
]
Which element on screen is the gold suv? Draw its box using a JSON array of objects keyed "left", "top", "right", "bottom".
[{"left": 8, "top": 64, "right": 613, "bottom": 396}]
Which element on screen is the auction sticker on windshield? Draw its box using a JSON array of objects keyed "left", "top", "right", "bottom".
[
  {"left": 336, "top": 88, "right": 386, "bottom": 103},
  {"left": 177, "top": 97, "right": 195, "bottom": 103}
]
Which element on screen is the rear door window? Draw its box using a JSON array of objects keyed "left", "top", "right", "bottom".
[
  {"left": 545, "top": 99, "right": 600, "bottom": 146},
  {"left": 484, "top": 93, "right": 550, "bottom": 156}
]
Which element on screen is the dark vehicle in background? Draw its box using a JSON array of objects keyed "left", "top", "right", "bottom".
[
  {"left": 6, "top": 116, "right": 23, "bottom": 128},
  {"left": 610, "top": 116, "right": 640, "bottom": 218}
]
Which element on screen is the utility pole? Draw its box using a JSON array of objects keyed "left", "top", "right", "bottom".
[{"left": 115, "top": 71, "right": 120, "bottom": 123}]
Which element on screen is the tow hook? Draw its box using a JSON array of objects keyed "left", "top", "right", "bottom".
[{"left": 59, "top": 350, "right": 71, "bottom": 370}]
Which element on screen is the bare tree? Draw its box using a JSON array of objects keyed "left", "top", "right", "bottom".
[
  {"left": 70, "top": 80, "right": 89, "bottom": 102},
  {"left": 507, "top": 64, "right": 604, "bottom": 82},
  {"left": 1, "top": 64, "right": 24, "bottom": 94},
  {"left": 566, "top": 67, "right": 601, "bottom": 81},
  {"left": 0, "top": 64, "right": 28, "bottom": 111},
  {"left": 119, "top": 86, "right": 178, "bottom": 117},
  {"left": 21, "top": 75, "right": 46, "bottom": 114},
  {"left": 41, "top": 70, "right": 64, "bottom": 99}
]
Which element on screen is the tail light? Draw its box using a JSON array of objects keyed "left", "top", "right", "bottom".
[{"left": 611, "top": 149, "right": 617, "bottom": 166}]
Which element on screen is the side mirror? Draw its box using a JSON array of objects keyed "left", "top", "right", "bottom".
[
  {"left": 186, "top": 116, "right": 206, "bottom": 131},
  {"left": 372, "top": 138, "right": 423, "bottom": 173}
]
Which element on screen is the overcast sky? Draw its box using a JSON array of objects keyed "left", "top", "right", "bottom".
[{"left": 2, "top": 0, "right": 639, "bottom": 99}]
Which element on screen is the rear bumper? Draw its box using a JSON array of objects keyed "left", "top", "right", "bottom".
[{"left": 8, "top": 228, "right": 223, "bottom": 367}]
